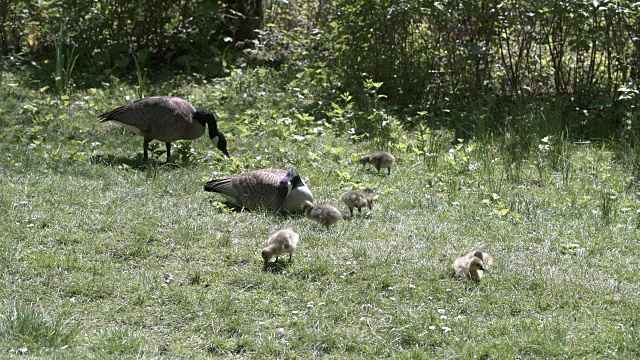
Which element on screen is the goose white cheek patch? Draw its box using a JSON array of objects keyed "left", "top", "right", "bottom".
[{"left": 211, "top": 136, "right": 219, "bottom": 147}]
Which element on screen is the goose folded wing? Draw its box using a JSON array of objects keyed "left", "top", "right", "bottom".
[
  {"left": 234, "top": 171, "right": 290, "bottom": 209},
  {"left": 204, "top": 170, "right": 290, "bottom": 210}
]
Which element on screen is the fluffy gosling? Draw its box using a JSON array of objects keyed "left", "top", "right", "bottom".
[
  {"left": 453, "top": 255, "right": 486, "bottom": 281},
  {"left": 262, "top": 229, "right": 300, "bottom": 264},
  {"left": 359, "top": 151, "right": 396, "bottom": 175},
  {"left": 466, "top": 250, "right": 493, "bottom": 268},
  {"left": 340, "top": 190, "right": 373, "bottom": 217},
  {"left": 302, "top": 201, "right": 342, "bottom": 229}
]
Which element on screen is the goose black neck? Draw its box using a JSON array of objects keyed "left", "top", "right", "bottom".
[
  {"left": 290, "top": 172, "right": 304, "bottom": 189},
  {"left": 194, "top": 110, "right": 220, "bottom": 137}
]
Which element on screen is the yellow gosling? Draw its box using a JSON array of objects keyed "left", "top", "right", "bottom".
[
  {"left": 302, "top": 201, "right": 342, "bottom": 229},
  {"left": 359, "top": 151, "right": 396, "bottom": 175},
  {"left": 262, "top": 229, "right": 300, "bottom": 264},
  {"left": 453, "top": 255, "right": 486, "bottom": 281},
  {"left": 466, "top": 250, "right": 493, "bottom": 268},
  {"left": 340, "top": 190, "right": 373, "bottom": 217}
]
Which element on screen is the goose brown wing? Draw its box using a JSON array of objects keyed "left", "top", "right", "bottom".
[
  {"left": 98, "top": 96, "right": 196, "bottom": 138},
  {"left": 205, "top": 169, "right": 290, "bottom": 210},
  {"left": 204, "top": 177, "right": 239, "bottom": 197},
  {"left": 234, "top": 169, "right": 289, "bottom": 209}
]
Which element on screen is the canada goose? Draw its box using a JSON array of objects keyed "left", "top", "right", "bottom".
[
  {"left": 466, "top": 250, "right": 493, "bottom": 268},
  {"left": 302, "top": 201, "right": 342, "bottom": 228},
  {"left": 204, "top": 168, "right": 313, "bottom": 213},
  {"left": 98, "top": 96, "right": 229, "bottom": 161},
  {"left": 359, "top": 151, "right": 396, "bottom": 175},
  {"left": 453, "top": 255, "right": 486, "bottom": 281},
  {"left": 340, "top": 190, "right": 373, "bottom": 217},
  {"left": 262, "top": 229, "right": 299, "bottom": 264}
]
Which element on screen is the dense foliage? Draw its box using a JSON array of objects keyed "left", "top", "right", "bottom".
[
  {"left": 1, "top": 0, "right": 261, "bottom": 82},
  {"left": 2, "top": 0, "right": 640, "bottom": 138}
]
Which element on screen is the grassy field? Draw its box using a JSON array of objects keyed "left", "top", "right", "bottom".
[{"left": 1, "top": 68, "right": 639, "bottom": 359}]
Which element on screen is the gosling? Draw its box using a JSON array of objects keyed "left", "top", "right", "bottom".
[
  {"left": 262, "top": 229, "right": 299, "bottom": 264},
  {"left": 340, "top": 190, "right": 373, "bottom": 217},
  {"left": 453, "top": 255, "right": 486, "bottom": 281},
  {"left": 359, "top": 151, "right": 396, "bottom": 175},
  {"left": 301, "top": 201, "right": 342, "bottom": 229},
  {"left": 466, "top": 250, "right": 493, "bottom": 268}
]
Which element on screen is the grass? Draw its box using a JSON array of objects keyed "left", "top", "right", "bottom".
[{"left": 0, "top": 67, "right": 639, "bottom": 358}]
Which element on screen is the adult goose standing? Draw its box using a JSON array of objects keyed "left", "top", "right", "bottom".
[
  {"left": 98, "top": 96, "right": 229, "bottom": 161},
  {"left": 204, "top": 168, "right": 313, "bottom": 213}
]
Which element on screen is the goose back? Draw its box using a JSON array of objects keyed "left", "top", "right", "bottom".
[
  {"left": 99, "top": 96, "right": 204, "bottom": 142},
  {"left": 204, "top": 168, "right": 313, "bottom": 212}
]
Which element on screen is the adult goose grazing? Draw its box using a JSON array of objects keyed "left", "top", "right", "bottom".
[
  {"left": 98, "top": 96, "right": 229, "bottom": 161},
  {"left": 204, "top": 168, "right": 313, "bottom": 213}
]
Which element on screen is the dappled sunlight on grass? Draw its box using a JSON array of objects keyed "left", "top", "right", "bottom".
[{"left": 1, "top": 71, "right": 640, "bottom": 358}]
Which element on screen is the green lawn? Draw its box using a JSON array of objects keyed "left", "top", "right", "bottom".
[{"left": 1, "top": 70, "right": 639, "bottom": 359}]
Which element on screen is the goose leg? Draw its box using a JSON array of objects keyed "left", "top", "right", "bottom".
[
  {"left": 166, "top": 142, "right": 172, "bottom": 162},
  {"left": 143, "top": 139, "right": 150, "bottom": 161},
  {"left": 288, "top": 254, "right": 293, "bottom": 262},
  {"left": 387, "top": 167, "right": 391, "bottom": 175},
  {"left": 349, "top": 208, "right": 354, "bottom": 217}
]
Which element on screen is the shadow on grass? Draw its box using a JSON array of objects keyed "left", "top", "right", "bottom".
[
  {"left": 90, "top": 154, "right": 149, "bottom": 170},
  {"left": 262, "top": 260, "right": 294, "bottom": 273},
  {"left": 205, "top": 199, "right": 308, "bottom": 218},
  {"left": 342, "top": 213, "right": 372, "bottom": 221},
  {"left": 361, "top": 168, "right": 393, "bottom": 177},
  {"left": 90, "top": 154, "right": 202, "bottom": 171}
]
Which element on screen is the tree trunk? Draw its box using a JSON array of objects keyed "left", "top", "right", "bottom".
[{"left": 226, "top": 0, "right": 263, "bottom": 41}]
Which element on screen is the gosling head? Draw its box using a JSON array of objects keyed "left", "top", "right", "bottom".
[
  {"left": 472, "top": 250, "right": 484, "bottom": 259},
  {"left": 359, "top": 155, "right": 371, "bottom": 166},
  {"left": 365, "top": 195, "right": 374, "bottom": 210},
  {"left": 261, "top": 248, "right": 274, "bottom": 264},
  {"left": 301, "top": 200, "right": 315, "bottom": 213},
  {"left": 469, "top": 257, "right": 485, "bottom": 272}
]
